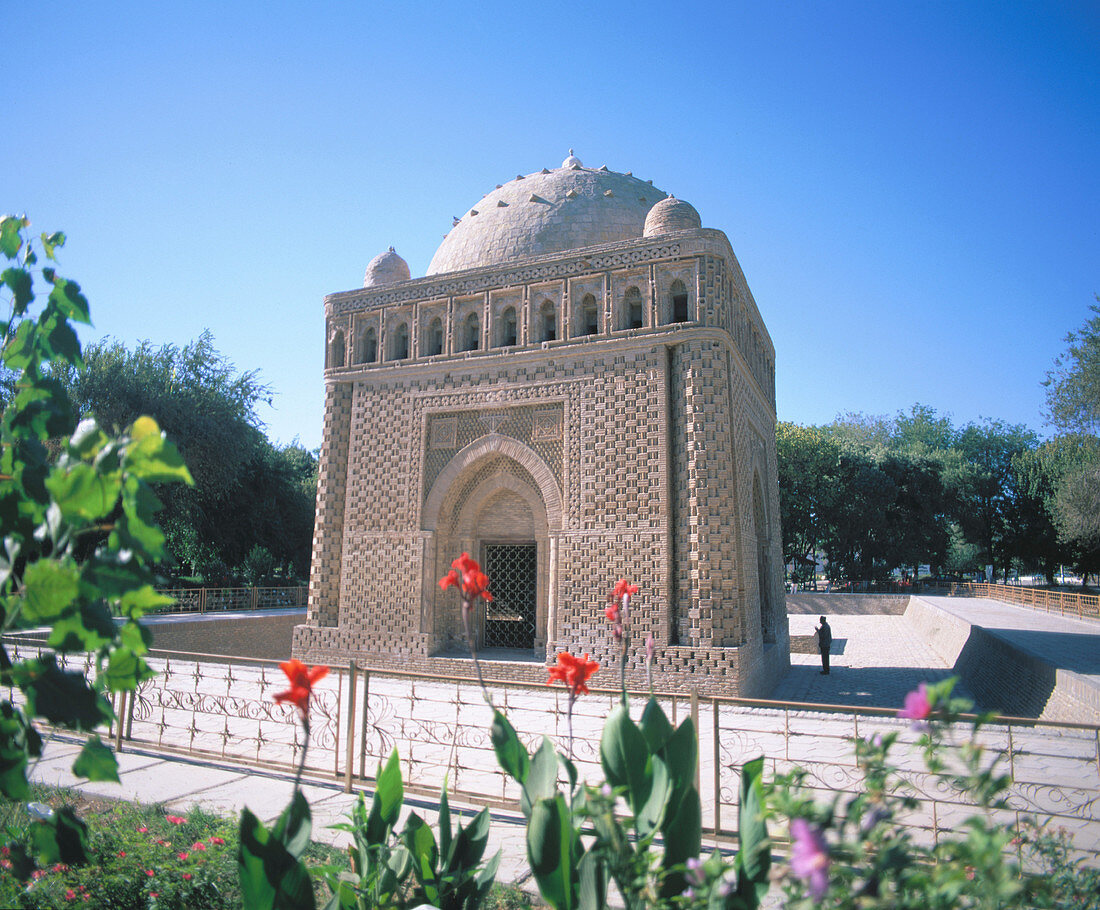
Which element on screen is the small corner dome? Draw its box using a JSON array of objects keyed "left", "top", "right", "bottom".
[
  {"left": 363, "top": 247, "right": 411, "bottom": 287},
  {"left": 561, "top": 148, "right": 583, "bottom": 169},
  {"left": 643, "top": 196, "right": 702, "bottom": 237}
]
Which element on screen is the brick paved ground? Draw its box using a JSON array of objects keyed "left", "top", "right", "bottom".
[{"left": 772, "top": 612, "right": 976, "bottom": 708}]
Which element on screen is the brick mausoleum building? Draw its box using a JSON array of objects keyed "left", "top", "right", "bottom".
[{"left": 292, "top": 151, "right": 789, "bottom": 696}]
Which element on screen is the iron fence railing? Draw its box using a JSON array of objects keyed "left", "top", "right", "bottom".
[
  {"left": 7, "top": 645, "right": 1096, "bottom": 861},
  {"left": 941, "top": 582, "right": 1100, "bottom": 621},
  {"left": 155, "top": 586, "right": 307, "bottom": 614}
]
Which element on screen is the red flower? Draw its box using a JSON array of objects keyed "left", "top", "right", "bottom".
[
  {"left": 137, "top": 826, "right": 148, "bottom": 833},
  {"left": 145, "top": 870, "right": 155, "bottom": 877},
  {"left": 208, "top": 836, "right": 225, "bottom": 845},
  {"left": 547, "top": 652, "right": 600, "bottom": 697},
  {"left": 604, "top": 602, "right": 620, "bottom": 623},
  {"left": 183, "top": 873, "right": 192, "bottom": 881},
  {"left": 439, "top": 552, "right": 493, "bottom": 603},
  {"left": 177, "top": 851, "right": 189, "bottom": 861},
  {"left": 610, "top": 579, "right": 638, "bottom": 602},
  {"left": 165, "top": 814, "right": 187, "bottom": 825},
  {"left": 192, "top": 841, "right": 206, "bottom": 851},
  {"left": 274, "top": 659, "right": 330, "bottom": 719}
]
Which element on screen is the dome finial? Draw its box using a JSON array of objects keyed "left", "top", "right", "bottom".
[{"left": 562, "top": 149, "right": 583, "bottom": 169}]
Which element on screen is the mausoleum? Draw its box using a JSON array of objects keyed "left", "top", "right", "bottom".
[{"left": 292, "top": 152, "right": 789, "bottom": 695}]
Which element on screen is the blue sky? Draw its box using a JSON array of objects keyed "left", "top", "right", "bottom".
[{"left": 8, "top": 1, "right": 1099, "bottom": 450}]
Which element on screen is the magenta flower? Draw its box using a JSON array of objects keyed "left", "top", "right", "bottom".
[
  {"left": 790, "top": 818, "right": 829, "bottom": 900},
  {"left": 898, "top": 683, "right": 933, "bottom": 725}
]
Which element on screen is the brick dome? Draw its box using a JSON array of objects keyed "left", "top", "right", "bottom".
[
  {"left": 364, "top": 248, "right": 410, "bottom": 287},
  {"left": 643, "top": 196, "right": 702, "bottom": 236},
  {"left": 427, "top": 155, "right": 669, "bottom": 275}
]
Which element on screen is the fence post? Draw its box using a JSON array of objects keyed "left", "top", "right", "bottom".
[
  {"left": 200, "top": 588, "right": 206, "bottom": 614},
  {"left": 712, "top": 697, "right": 720, "bottom": 835},
  {"left": 359, "top": 669, "right": 371, "bottom": 779},
  {"left": 344, "top": 660, "right": 357, "bottom": 793},
  {"left": 114, "top": 691, "right": 127, "bottom": 752},
  {"left": 690, "top": 691, "right": 700, "bottom": 795}
]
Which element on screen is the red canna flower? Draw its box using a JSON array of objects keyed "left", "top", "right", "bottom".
[
  {"left": 439, "top": 552, "right": 493, "bottom": 603},
  {"left": 547, "top": 652, "right": 600, "bottom": 698},
  {"left": 610, "top": 579, "right": 638, "bottom": 602},
  {"left": 274, "top": 659, "right": 330, "bottom": 719}
]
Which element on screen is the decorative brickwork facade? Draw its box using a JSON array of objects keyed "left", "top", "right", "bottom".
[{"left": 293, "top": 154, "right": 789, "bottom": 696}]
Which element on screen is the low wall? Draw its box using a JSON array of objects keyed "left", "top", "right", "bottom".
[
  {"left": 904, "top": 597, "right": 1097, "bottom": 721},
  {"left": 787, "top": 593, "right": 910, "bottom": 615},
  {"left": 143, "top": 611, "right": 303, "bottom": 660}
]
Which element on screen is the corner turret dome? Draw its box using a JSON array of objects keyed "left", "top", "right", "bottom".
[
  {"left": 643, "top": 196, "right": 702, "bottom": 236},
  {"left": 427, "top": 154, "right": 669, "bottom": 275},
  {"left": 363, "top": 248, "right": 410, "bottom": 287}
]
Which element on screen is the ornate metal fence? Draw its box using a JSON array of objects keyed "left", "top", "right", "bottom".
[{"left": 7, "top": 645, "right": 1099, "bottom": 861}]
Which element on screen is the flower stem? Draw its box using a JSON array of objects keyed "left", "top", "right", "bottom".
[
  {"left": 463, "top": 600, "right": 493, "bottom": 708},
  {"left": 293, "top": 719, "right": 310, "bottom": 792}
]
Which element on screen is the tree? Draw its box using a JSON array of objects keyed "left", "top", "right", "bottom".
[
  {"left": 1044, "top": 300, "right": 1100, "bottom": 435},
  {"left": 54, "top": 334, "right": 314, "bottom": 582},
  {"left": 776, "top": 422, "right": 841, "bottom": 584},
  {"left": 950, "top": 420, "right": 1038, "bottom": 581}
]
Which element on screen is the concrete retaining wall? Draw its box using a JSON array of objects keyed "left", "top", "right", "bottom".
[
  {"left": 787, "top": 593, "right": 910, "bottom": 615},
  {"left": 904, "top": 597, "right": 1096, "bottom": 721}
]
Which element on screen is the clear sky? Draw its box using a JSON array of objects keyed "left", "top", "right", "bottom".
[{"left": 8, "top": 1, "right": 1099, "bottom": 451}]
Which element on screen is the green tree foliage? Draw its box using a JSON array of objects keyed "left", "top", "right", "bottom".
[
  {"left": 54, "top": 334, "right": 316, "bottom": 583},
  {"left": 778, "top": 405, "right": 1055, "bottom": 584},
  {"left": 1044, "top": 300, "right": 1100, "bottom": 435}
]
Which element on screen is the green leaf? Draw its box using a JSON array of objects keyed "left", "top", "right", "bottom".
[
  {"left": 0, "top": 216, "right": 25, "bottom": 259},
  {"left": 446, "top": 806, "right": 489, "bottom": 874},
  {"left": 47, "top": 600, "right": 115, "bottom": 652},
  {"left": 661, "top": 716, "right": 698, "bottom": 817},
  {"left": 1, "top": 267, "right": 32, "bottom": 313},
  {"left": 238, "top": 806, "right": 317, "bottom": 910},
  {"left": 577, "top": 848, "right": 606, "bottom": 910},
  {"left": 635, "top": 752, "right": 671, "bottom": 839},
  {"left": 21, "top": 560, "right": 80, "bottom": 623},
  {"left": 367, "top": 749, "right": 403, "bottom": 844},
  {"left": 438, "top": 780, "right": 451, "bottom": 864},
  {"left": 522, "top": 736, "right": 559, "bottom": 816},
  {"left": 125, "top": 416, "right": 193, "bottom": 484},
  {"left": 40, "top": 231, "right": 65, "bottom": 260},
  {"left": 403, "top": 812, "right": 439, "bottom": 896},
  {"left": 600, "top": 703, "right": 652, "bottom": 816},
  {"left": 271, "top": 788, "right": 312, "bottom": 859},
  {"left": 47, "top": 277, "right": 90, "bottom": 325},
  {"left": 118, "top": 584, "right": 175, "bottom": 618},
  {"left": 527, "top": 795, "right": 576, "bottom": 910},
  {"left": 659, "top": 784, "right": 702, "bottom": 898},
  {"left": 46, "top": 461, "right": 121, "bottom": 521},
  {"left": 736, "top": 756, "right": 771, "bottom": 905},
  {"left": 104, "top": 645, "right": 156, "bottom": 691},
  {"left": 0, "top": 704, "right": 32, "bottom": 799},
  {"left": 71, "top": 736, "right": 120, "bottom": 782},
  {"left": 492, "top": 708, "right": 529, "bottom": 784},
  {"left": 69, "top": 419, "right": 108, "bottom": 458},
  {"left": 18, "top": 656, "right": 112, "bottom": 729},
  {"left": 640, "top": 697, "right": 674, "bottom": 753}
]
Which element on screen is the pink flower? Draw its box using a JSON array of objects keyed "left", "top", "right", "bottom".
[
  {"left": 137, "top": 826, "right": 148, "bottom": 833},
  {"left": 209, "top": 836, "right": 225, "bottom": 845},
  {"left": 898, "top": 683, "right": 934, "bottom": 727},
  {"left": 117, "top": 850, "right": 126, "bottom": 857},
  {"left": 166, "top": 814, "right": 187, "bottom": 825},
  {"left": 183, "top": 873, "right": 192, "bottom": 881},
  {"left": 177, "top": 851, "right": 189, "bottom": 861},
  {"left": 192, "top": 841, "right": 206, "bottom": 851},
  {"left": 65, "top": 890, "right": 76, "bottom": 901},
  {"left": 145, "top": 870, "right": 155, "bottom": 877},
  {"left": 790, "top": 818, "right": 829, "bottom": 900}
]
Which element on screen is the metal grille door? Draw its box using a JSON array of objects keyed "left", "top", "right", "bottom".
[{"left": 482, "top": 544, "right": 537, "bottom": 649}]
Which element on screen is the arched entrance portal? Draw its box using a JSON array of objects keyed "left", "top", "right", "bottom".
[{"left": 422, "top": 436, "right": 563, "bottom": 657}]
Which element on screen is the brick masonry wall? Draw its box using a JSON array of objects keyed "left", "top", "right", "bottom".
[{"left": 787, "top": 594, "right": 910, "bottom": 615}]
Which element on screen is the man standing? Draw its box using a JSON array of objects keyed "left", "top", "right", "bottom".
[{"left": 816, "top": 616, "right": 832, "bottom": 675}]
